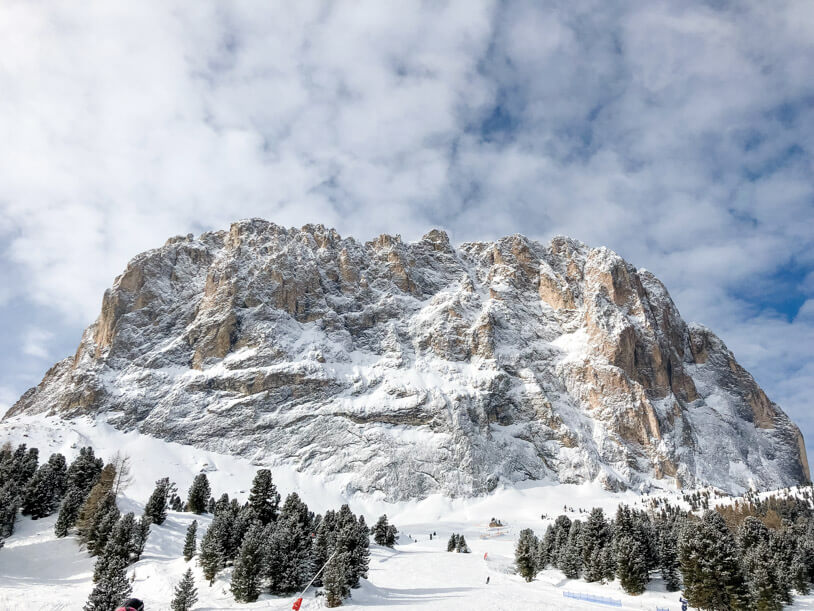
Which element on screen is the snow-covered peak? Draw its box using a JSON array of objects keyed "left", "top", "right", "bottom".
[{"left": 5, "top": 220, "right": 810, "bottom": 500}]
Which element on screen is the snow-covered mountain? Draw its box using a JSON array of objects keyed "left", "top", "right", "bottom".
[{"left": 5, "top": 219, "right": 810, "bottom": 499}]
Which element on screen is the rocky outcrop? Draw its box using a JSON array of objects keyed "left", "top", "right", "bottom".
[{"left": 6, "top": 220, "right": 810, "bottom": 499}]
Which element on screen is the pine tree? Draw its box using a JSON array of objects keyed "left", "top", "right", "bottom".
[
  {"left": 373, "top": 514, "right": 390, "bottom": 546},
  {"left": 87, "top": 496, "right": 120, "bottom": 556},
  {"left": 385, "top": 524, "right": 398, "bottom": 547},
  {"left": 657, "top": 524, "right": 680, "bottom": 592},
  {"left": 743, "top": 542, "right": 783, "bottom": 611},
  {"left": 679, "top": 511, "right": 750, "bottom": 610},
  {"left": 312, "top": 511, "right": 336, "bottom": 587},
  {"left": 132, "top": 514, "right": 151, "bottom": 562},
  {"left": 187, "top": 474, "right": 211, "bottom": 514},
  {"left": 582, "top": 508, "right": 610, "bottom": 582},
  {"left": 144, "top": 477, "right": 175, "bottom": 526},
  {"left": 67, "top": 447, "right": 104, "bottom": 495},
  {"left": 248, "top": 469, "right": 280, "bottom": 525},
  {"left": 447, "top": 534, "right": 458, "bottom": 552},
  {"left": 170, "top": 494, "right": 184, "bottom": 512},
  {"left": 558, "top": 520, "right": 582, "bottom": 579},
  {"left": 515, "top": 528, "right": 539, "bottom": 582},
  {"left": 266, "top": 493, "right": 314, "bottom": 594},
  {"left": 323, "top": 551, "right": 348, "bottom": 607},
  {"left": 84, "top": 555, "right": 132, "bottom": 611},
  {"left": 199, "top": 516, "right": 226, "bottom": 585},
  {"left": 456, "top": 534, "right": 471, "bottom": 554},
  {"left": 231, "top": 522, "right": 265, "bottom": 602},
  {"left": 183, "top": 520, "right": 198, "bottom": 562},
  {"left": 354, "top": 515, "right": 371, "bottom": 584},
  {"left": 615, "top": 534, "right": 648, "bottom": 595},
  {"left": 172, "top": 567, "right": 199, "bottom": 611},
  {"left": 47, "top": 452, "right": 68, "bottom": 499},
  {"left": 0, "top": 480, "right": 21, "bottom": 544},
  {"left": 55, "top": 487, "right": 87, "bottom": 537},
  {"left": 549, "top": 515, "right": 572, "bottom": 568}
]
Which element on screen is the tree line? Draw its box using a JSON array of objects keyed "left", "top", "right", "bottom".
[
  {"left": 515, "top": 488, "right": 814, "bottom": 610},
  {"left": 1, "top": 442, "right": 398, "bottom": 610}
]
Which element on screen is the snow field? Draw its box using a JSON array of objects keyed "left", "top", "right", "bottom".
[{"left": 2, "top": 415, "right": 814, "bottom": 610}]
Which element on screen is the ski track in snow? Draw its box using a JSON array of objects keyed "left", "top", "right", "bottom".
[{"left": 1, "top": 415, "right": 813, "bottom": 611}]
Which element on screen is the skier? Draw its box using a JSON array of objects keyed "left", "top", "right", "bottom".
[
  {"left": 116, "top": 598, "right": 145, "bottom": 611},
  {"left": 486, "top": 576, "right": 490, "bottom": 584}
]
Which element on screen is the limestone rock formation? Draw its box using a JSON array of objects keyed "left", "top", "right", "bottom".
[{"left": 6, "top": 220, "right": 810, "bottom": 499}]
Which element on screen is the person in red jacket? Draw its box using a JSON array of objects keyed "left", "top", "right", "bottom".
[{"left": 116, "top": 598, "right": 144, "bottom": 611}]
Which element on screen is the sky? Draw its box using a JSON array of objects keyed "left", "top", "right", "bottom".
[{"left": 0, "top": 1, "right": 813, "bottom": 462}]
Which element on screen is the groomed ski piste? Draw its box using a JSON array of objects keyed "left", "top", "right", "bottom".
[{"left": 1, "top": 414, "right": 813, "bottom": 611}]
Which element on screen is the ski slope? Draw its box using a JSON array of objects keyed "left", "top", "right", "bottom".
[{"left": 1, "top": 414, "right": 813, "bottom": 611}]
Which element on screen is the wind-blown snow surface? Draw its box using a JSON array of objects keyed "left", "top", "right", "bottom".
[{"left": 2, "top": 415, "right": 814, "bottom": 610}]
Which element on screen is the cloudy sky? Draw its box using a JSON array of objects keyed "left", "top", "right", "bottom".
[{"left": 1, "top": 1, "right": 813, "bottom": 459}]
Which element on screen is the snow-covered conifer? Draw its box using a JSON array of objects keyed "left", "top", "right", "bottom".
[
  {"left": 183, "top": 520, "right": 198, "bottom": 561},
  {"left": 186, "top": 474, "right": 211, "bottom": 514},
  {"left": 231, "top": 521, "right": 265, "bottom": 602},
  {"left": 144, "top": 477, "right": 175, "bottom": 525},
  {"left": 84, "top": 555, "right": 131, "bottom": 611},
  {"left": 248, "top": 469, "right": 280, "bottom": 525},
  {"left": 515, "top": 528, "right": 539, "bottom": 582},
  {"left": 172, "top": 568, "right": 199, "bottom": 611}
]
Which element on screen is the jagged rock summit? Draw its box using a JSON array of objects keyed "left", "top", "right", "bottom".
[{"left": 7, "top": 219, "right": 810, "bottom": 500}]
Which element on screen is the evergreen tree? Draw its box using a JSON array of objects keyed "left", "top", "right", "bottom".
[
  {"left": 207, "top": 496, "right": 216, "bottom": 514},
  {"left": 743, "top": 542, "right": 783, "bottom": 611},
  {"left": 373, "top": 514, "right": 391, "bottom": 546},
  {"left": 0, "top": 481, "right": 21, "bottom": 536},
  {"left": 86, "top": 495, "right": 120, "bottom": 556},
  {"left": 679, "top": 511, "right": 750, "bottom": 610},
  {"left": 183, "top": 520, "right": 198, "bottom": 562},
  {"left": 21, "top": 462, "right": 55, "bottom": 519},
  {"left": 47, "top": 452, "right": 69, "bottom": 500},
  {"left": 385, "top": 524, "right": 398, "bottom": 547},
  {"left": 656, "top": 523, "right": 680, "bottom": 592},
  {"left": 615, "top": 535, "right": 648, "bottom": 595},
  {"left": 144, "top": 477, "right": 175, "bottom": 526},
  {"left": 187, "top": 474, "right": 211, "bottom": 514},
  {"left": 55, "top": 486, "right": 86, "bottom": 537},
  {"left": 456, "top": 534, "right": 471, "bottom": 554},
  {"left": 84, "top": 555, "right": 131, "bottom": 611},
  {"left": 199, "top": 516, "right": 227, "bottom": 585},
  {"left": 248, "top": 469, "right": 280, "bottom": 525},
  {"left": 93, "top": 513, "right": 136, "bottom": 583},
  {"left": 312, "top": 511, "right": 336, "bottom": 587},
  {"left": 67, "top": 447, "right": 104, "bottom": 495},
  {"left": 172, "top": 568, "right": 199, "bottom": 611},
  {"left": 582, "top": 508, "right": 610, "bottom": 582},
  {"left": 549, "top": 515, "right": 572, "bottom": 568},
  {"left": 515, "top": 528, "right": 539, "bottom": 582},
  {"left": 323, "top": 551, "right": 349, "bottom": 607},
  {"left": 214, "top": 493, "right": 230, "bottom": 516},
  {"left": 231, "top": 521, "right": 265, "bottom": 602},
  {"left": 447, "top": 533, "right": 458, "bottom": 552},
  {"left": 170, "top": 494, "right": 184, "bottom": 512},
  {"left": 132, "top": 514, "right": 151, "bottom": 562},
  {"left": 558, "top": 520, "right": 583, "bottom": 579},
  {"left": 354, "top": 515, "right": 371, "bottom": 584},
  {"left": 266, "top": 493, "right": 314, "bottom": 594}
]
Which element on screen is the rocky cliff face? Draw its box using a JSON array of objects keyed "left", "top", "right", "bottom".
[{"left": 7, "top": 220, "right": 810, "bottom": 499}]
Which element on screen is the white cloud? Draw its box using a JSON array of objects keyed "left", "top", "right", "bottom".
[
  {"left": 0, "top": 0, "right": 813, "bottom": 455},
  {"left": 22, "top": 327, "right": 54, "bottom": 360}
]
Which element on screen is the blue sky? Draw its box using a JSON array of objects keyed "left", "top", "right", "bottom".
[{"left": 0, "top": 1, "right": 813, "bottom": 461}]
